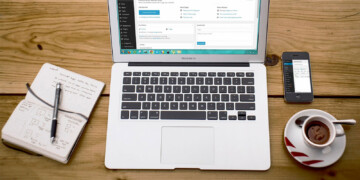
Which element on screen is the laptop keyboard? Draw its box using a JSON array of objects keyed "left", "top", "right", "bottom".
[{"left": 120, "top": 71, "right": 256, "bottom": 120}]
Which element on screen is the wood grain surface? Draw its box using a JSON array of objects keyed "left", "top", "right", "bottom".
[
  {"left": 0, "top": 0, "right": 360, "bottom": 96},
  {"left": 0, "top": 95, "right": 359, "bottom": 179}
]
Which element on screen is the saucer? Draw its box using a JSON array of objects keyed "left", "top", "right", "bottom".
[{"left": 284, "top": 109, "right": 346, "bottom": 168}]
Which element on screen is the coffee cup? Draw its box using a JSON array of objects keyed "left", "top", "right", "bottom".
[{"left": 302, "top": 115, "right": 344, "bottom": 148}]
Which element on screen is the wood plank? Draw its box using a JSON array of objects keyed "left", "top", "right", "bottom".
[
  {"left": 0, "top": 1, "right": 359, "bottom": 96},
  {"left": 0, "top": 95, "right": 359, "bottom": 179}
]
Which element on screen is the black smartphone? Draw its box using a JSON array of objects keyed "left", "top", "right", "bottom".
[{"left": 282, "top": 52, "right": 314, "bottom": 103}]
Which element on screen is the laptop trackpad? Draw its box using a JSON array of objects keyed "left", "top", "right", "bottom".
[{"left": 161, "top": 126, "right": 214, "bottom": 165}]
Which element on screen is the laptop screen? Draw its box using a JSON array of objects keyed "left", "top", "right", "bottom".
[{"left": 117, "top": 0, "right": 261, "bottom": 55}]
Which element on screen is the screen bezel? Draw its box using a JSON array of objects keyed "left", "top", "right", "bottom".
[{"left": 108, "top": 0, "right": 269, "bottom": 63}]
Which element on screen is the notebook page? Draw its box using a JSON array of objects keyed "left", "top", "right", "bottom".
[
  {"left": 26, "top": 63, "right": 104, "bottom": 118},
  {"left": 2, "top": 100, "right": 86, "bottom": 160}
]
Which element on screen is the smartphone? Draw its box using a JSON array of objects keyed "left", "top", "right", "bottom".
[{"left": 282, "top": 52, "right": 314, "bottom": 103}]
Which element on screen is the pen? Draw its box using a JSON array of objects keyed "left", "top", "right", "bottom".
[{"left": 51, "top": 83, "right": 61, "bottom": 143}]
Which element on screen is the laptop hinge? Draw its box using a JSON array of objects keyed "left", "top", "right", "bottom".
[{"left": 128, "top": 62, "right": 250, "bottom": 67}]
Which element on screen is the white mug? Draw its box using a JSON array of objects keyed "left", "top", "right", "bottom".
[{"left": 302, "top": 115, "right": 344, "bottom": 148}]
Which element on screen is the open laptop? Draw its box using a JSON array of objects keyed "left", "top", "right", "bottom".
[{"left": 105, "top": 0, "right": 270, "bottom": 170}]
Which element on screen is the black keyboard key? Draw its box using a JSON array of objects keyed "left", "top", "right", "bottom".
[
  {"left": 180, "top": 72, "right": 188, "bottom": 76},
  {"left": 138, "top": 94, "right": 146, "bottom": 101},
  {"left": 149, "top": 111, "right": 159, "bottom": 119},
  {"left": 203, "top": 94, "right": 211, "bottom": 101},
  {"left": 238, "top": 111, "right": 246, "bottom": 120},
  {"left": 194, "top": 94, "right": 202, "bottom": 101},
  {"left": 146, "top": 85, "right": 154, "bottom": 92},
  {"left": 221, "top": 94, "right": 229, "bottom": 101},
  {"left": 121, "top": 111, "right": 129, "bottom": 119},
  {"left": 152, "top": 72, "right": 160, "bottom": 76},
  {"left": 214, "top": 78, "right": 222, "bottom": 85},
  {"left": 151, "top": 77, "right": 158, "bottom": 84},
  {"left": 142, "top": 102, "right": 151, "bottom": 109},
  {"left": 226, "top": 103, "right": 234, "bottom": 110},
  {"left": 122, "top": 102, "right": 141, "bottom": 109},
  {"left": 178, "top": 78, "right": 186, "bottom": 84},
  {"left": 133, "top": 72, "right": 141, "bottom": 76},
  {"left": 248, "top": 115, "right": 256, "bottom": 120},
  {"left": 219, "top": 86, "right": 227, "bottom": 93},
  {"left": 182, "top": 86, "right": 190, "bottom": 93},
  {"left": 223, "top": 78, "right": 231, "bottom": 85},
  {"left": 157, "top": 94, "right": 165, "bottom": 101},
  {"left": 166, "top": 94, "right": 174, "bottom": 101},
  {"left": 200, "top": 86, "right": 209, "bottom": 93},
  {"left": 191, "top": 86, "right": 199, "bottom": 93},
  {"left": 137, "top": 85, "right": 145, "bottom": 92},
  {"left": 236, "top": 103, "right": 255, "bottom": 110},
  {"left": 233, "top": 78, "right": 241, "bottom": 85},
  {"left": 242, "top": 78, "right": 254, "bottom": 85},
  {"left": 207, "top": 103, "right": 216, "bottom": 110},
  {"left": 147, "top": 94, "right": 156, "bottom": 101},
  {"left": 132, "top": 77, "right": 140, "bottom": 84},
  {"left": 198, "top": 103, "right": 206, "bottom": 110},
  {"left": 207, "top": 111, "right": 218, "bottom": 120},
  {"left": 141, "top": 77, "right": 150, "bottom": 84},
  {"left": 196, "top": 78, "right": 204, "bottom": 85},
  {"left": 142, "top": 72, "right": 150, "bottom": 76},
  {"left": 171, "top": 72, "right": 179, "bottom": 76},
  {"left": 239, "top": 116, "right": 246, "bottom": 120},
  {"left": 208, "top": 72, "right": 216, "bottom": 76},
  {"left": 236, "top": 72, "right": 245, "bottom": 77},
  {"left": 190, "top": 72, "right": 197, "bottom": 76},
  {"left": 123, "top": 85, "right": 135, "bottom": 92},
  {"left": 122, "top": 94, "right": 137, "bottom": 101},
  {"left": 187, "top": 78, "right": 195, "bottom": 84},
  {"left": 173, "top": 86, "right": 181, "bottom": 93},
  {"left": 185, "top": 94, "right": 192, "bottom": 101},
  {"left": 175, "top": 94, "right": 183, "bottom": 101},
  {"left": 124, "top": 72, "right": 132, "bottom": 76},
  {"left": 228, "top": 86, "right": 236, "bottom": 93},
  {"left": 160, "top": 77, "right": 168, "bottom": 84},
  {"left": 237, "top": 86, "right": 245, "bottom": 93},
  {"left": 130, "top": 111, "right": 138, "bottom": 119},
  {"left": 199, "top": 72, "right": 207, "bottom": 76},
  {"left": 205, "top": 78, "right": 213, "bottom": 85},
  {"left": 161, "top": 111, "right": 206, "bottom": 120},
  {"left": 227, "top": 72, "right": 235, "bottom": 77},
  {"left": 155, "top": 86, "right": 162, "bottom": 93},
  {"left": 140, "top": 111, "right": 148, "bottom": 119},
  {"left": 180, "top": 102, "right": 188, "bottom": 110},
  {"left": 217, "top": 103, "right": 225, "bottom": 110},
  {"left": 231, "top": 94, "right": 239, "bottom": 102},
  {"left": 229, "top": 115, "right": 237, "bottom": 120},
  {"left": 217, "top": 72, "right": 225, "bottom": 77},
  {"left": 169, "top": 77, "right": 177, "bottom": 84},
  {"left": 152, "top": 102, "right": 160, "bottom": 109},
  {"left": 164, "top": 86, "right": 172, "bottom": 93},
  {"left": 240, "top": 95, "right": 255, "bottom": 102},
  {"left": 189, "top": 103, "right": 197, "bottom": 110},
  {"left": 212, "top": 94, "right": 220, "bottom": 101},
  {"left": 170, "top": 102, "right": 178, "bottom": 110},
  {"left": 219, "top": 111, "right": 227, "bottom": 120},
  {"left": 123, "top": 77, "right": 131, "bottom": 84},
  {"left": 246, "top": 72, "right": 254, "bottom": 77},
  {"left": 161, "top": 72, "right": 169, "bottom": 76},
  {"left": 210, "top": 86, "right": 218, "bottom": 93},
  {"left": 161, "top": 102, "right": 169, "bottom": 110},
  {"left": 247, "top": 86, "right": 255, "bottom": 93}
]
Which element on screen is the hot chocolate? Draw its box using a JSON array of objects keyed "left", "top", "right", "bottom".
[{"left": 306, "top": 121, "right": 330, "bottom": 144}]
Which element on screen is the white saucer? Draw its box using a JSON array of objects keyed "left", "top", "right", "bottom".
[{"left": 284, "top": 109, "right": 346, "bottom": 168}]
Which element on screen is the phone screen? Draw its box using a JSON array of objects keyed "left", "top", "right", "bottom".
[{"left": 284, "top": 59, "right": 311, "bottom": 93}]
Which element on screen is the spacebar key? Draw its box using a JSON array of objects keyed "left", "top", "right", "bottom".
[{"left": 161, "top": 111, "right": 206, "bottom": 120}]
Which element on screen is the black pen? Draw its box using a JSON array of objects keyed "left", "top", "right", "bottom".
[{"left": 51, "top": 83, "right": 61, "bottom": 143}]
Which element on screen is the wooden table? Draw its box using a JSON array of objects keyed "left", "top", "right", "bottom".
[{"left": 0, "top": 0, "right": 359, "bottom": 179}]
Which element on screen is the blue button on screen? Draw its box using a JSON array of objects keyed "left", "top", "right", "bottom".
[
  {"left": 197, "top": 42, "right": 206, "bottom": 45},
  {"left": 139, "top": 10, "right": 160, "bottom": 15}
]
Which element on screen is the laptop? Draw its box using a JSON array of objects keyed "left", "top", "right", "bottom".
[{"left": 105, "top": 0, "right": 270, "bottom": 170}]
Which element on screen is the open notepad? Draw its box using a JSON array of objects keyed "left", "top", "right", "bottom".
[{"left": 1, "top": 63, "right": 104, "bottom": 163}]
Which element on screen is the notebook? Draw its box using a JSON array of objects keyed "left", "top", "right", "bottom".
[{"left": 1, "top": 63, "right": 104, "bottom": 163}]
